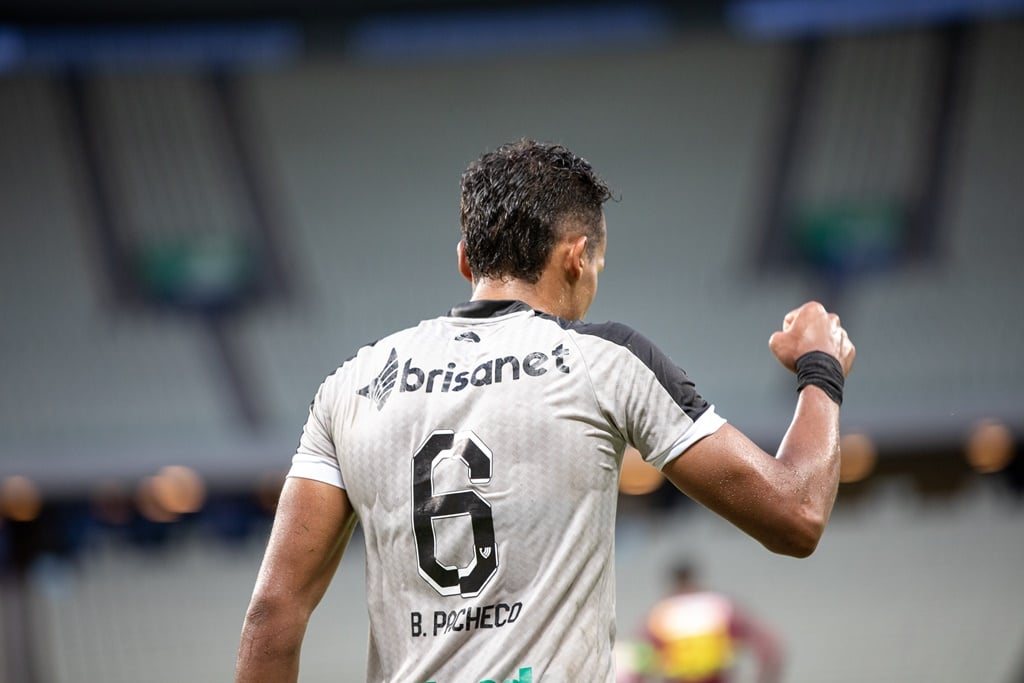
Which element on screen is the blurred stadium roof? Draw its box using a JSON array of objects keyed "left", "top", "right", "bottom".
[
  {"left": 4, "top": 0, "right": 1022, "bottom": 41},
  {"left": 0, "top": 0, "right": 721, "bottom": 24}
]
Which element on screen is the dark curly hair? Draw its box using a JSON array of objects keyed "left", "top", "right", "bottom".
[{"left": 460, "top": 139, "right": 613, "bottom": 283}]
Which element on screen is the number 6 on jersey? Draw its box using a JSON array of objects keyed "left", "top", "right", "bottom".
[{"left": 412, "top": 430, "right": 499, "bottom": 598}]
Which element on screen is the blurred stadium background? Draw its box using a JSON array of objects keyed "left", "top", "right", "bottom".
[{"left": 1, "top": 1, "right": 1023, "bottom": 681}]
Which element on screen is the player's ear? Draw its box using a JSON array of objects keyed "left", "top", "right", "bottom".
[
  {"left": 564, "top": 234, "right": 588, "bottom": 280},
  {"left": 457, "top": 240, "right": 474, "bottom": 284}
]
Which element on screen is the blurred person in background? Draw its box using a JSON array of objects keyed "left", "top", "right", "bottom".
[
  {"left": 236, "top": 139, "right": 855, "bottom": 682},
  {"left": 627, "top": 561, "right": 782, "bottom": 683}
]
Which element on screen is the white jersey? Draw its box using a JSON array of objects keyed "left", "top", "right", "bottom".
[{"left": 289, "top": 300, "right": 726, "bottom": 683}]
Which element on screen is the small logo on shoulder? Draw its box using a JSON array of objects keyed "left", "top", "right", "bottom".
[
  {"left": 357, "top": 348, "right": 399, "bottom": 411},
  {"left": 454, "top": 331, "right": 481, "bottom": 343}
]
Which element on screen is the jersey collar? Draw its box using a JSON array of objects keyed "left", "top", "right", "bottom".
[{"left": 447, "top": 299, "right": 534, "bottom": 319}]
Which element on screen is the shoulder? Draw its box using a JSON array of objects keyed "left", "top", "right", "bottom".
[
  {"left": 319, "top": 319, "right": 435, "bottom": 394},
  {"left": 338, "top": 316, "right": 443, "bottom": 371},
  {"left": 536, "top": 314, "right": 665, "bottom": 367},
  {"left": 542, "top": 314, "right": 712, "bottom": 414}
]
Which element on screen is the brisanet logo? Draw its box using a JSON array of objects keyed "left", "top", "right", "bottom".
[{"left": 357, "top": 345, "right": 571, "bottom": 411}]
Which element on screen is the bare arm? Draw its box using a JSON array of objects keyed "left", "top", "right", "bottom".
[
  {"left": 663, "top": 301, "right": 855, "bottom": 557},
  {"left": 236, "top": 477, "right": 357, "bottom": 682}
]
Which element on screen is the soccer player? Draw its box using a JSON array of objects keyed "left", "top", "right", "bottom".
[
  {"left": 639, "top": 561, "right": 783, "bottom": 683},
  {"left": 235, "top": 140, "right": 855, "bottom": 683}
]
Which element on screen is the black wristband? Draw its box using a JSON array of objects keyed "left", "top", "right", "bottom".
[{"left": 795, "top": 351, "right": 844, "bottom": 406}]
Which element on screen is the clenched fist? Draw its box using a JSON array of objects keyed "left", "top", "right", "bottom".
[{"left": 768, "top": 301, "right": 855, "bottom": 376}]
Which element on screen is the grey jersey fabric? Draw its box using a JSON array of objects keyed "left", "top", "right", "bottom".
[{"left": 289, "top": 300, "right": 726, "bottom": 683}]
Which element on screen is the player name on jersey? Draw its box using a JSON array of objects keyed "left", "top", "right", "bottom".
[{"left": 410, "top": 601, "right": 523, "bottom": 638}]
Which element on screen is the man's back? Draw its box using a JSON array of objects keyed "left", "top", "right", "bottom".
[{"left": 294, "top": 300, "right": 722, "bottom": 682}]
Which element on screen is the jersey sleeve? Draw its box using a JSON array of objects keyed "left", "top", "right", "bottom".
[
  {"left": 288, "top": 378, "right": 346, "bottom": 489},
  {"left": 578, "top": 322, "right": 726, "bottom": 470}
]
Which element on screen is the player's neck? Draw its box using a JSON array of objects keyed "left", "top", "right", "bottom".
[{"left": 470, "top": 275, "right": 579, "bottom": 320}]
